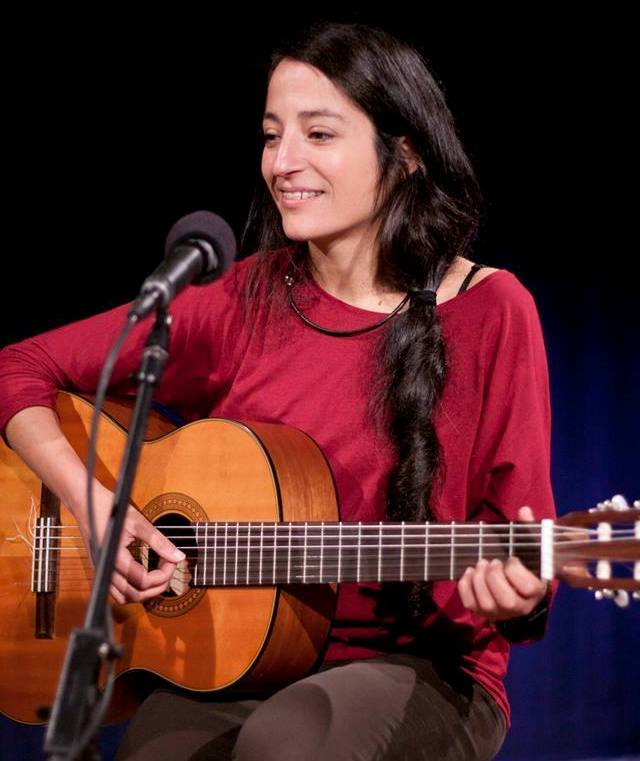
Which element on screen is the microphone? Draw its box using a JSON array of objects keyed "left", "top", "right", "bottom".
[{"left": 129, "top": 210, "right": 236, "bottom": 320}]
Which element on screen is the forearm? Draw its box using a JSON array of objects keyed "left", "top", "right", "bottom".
[
  {"left": 5, "top": 405, "right": 98, "bottom": 521},
  {"left": 6, "top": 405, "right": 183, "bottom": 603}
]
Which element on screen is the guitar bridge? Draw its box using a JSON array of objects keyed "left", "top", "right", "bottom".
[{"left": 32, "top": 484, "right": 61, "bottom": 638}]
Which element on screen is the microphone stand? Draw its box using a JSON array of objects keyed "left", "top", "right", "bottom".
[{"left": 44, "top": 307, "right": 172, "bottom": 761}]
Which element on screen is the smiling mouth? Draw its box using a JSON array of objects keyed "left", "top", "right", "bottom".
[{"left": 280, "top": 190, "right": 324, "bottom": 201}]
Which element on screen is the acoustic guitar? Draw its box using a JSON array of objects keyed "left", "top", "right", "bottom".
[{"left": 0, "top": 392, "right": 638, "bottom": 725}]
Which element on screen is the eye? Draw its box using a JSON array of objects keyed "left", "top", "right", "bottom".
[{"left": 260, "top": 131, "right": 333, "bottom": 145}]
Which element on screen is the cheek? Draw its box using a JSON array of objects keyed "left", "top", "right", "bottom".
[
  {"left": 260, "top": 152, "right": 271, "bottom": 183},
  {"left": 260, "top": 154, "right": 278, "bottom": 203},
  {"left": 334, "top": 149, "right": 379, "bottom": 195}
]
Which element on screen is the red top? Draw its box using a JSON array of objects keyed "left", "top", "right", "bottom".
[{"left": 0, "top": 248, "right": 556, "bottom": 725}]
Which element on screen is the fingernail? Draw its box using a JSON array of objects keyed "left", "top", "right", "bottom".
[{"left": 173, "top": 549, "right": 186, "bottom": 561}]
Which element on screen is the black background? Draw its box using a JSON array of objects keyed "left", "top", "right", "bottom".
[{"left": 3, "top": 7, "right": 634, "bottom": 344}]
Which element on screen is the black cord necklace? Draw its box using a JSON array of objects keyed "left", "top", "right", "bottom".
[{"left": 284, "top": 273, "right": 411, "bottom": 337}]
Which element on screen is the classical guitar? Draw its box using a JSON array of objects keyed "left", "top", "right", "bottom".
[{"left": 0, "top": 392, "right": 638, "bottom": 725}]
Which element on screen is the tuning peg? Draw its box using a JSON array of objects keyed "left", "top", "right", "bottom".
[
  {"left": 594, "top": 589, "right": 631, "bottom": 607},
  {"left": 633, "top": 591, "right": 640, "bottom": 601},
  {"left": 610, "top": 494, "right": 630, "bottom": 510},
  {"left": 613, "top": 590, "right": 630, "bottom": 608}
]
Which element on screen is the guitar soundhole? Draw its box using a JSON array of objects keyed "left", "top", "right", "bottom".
[{"left": 137, "top": 492, "right": 208, "bottom": 617}]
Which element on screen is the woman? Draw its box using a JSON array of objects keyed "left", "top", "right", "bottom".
[{"left": 0, "top": 21, "right": 554, "bottom": 761}]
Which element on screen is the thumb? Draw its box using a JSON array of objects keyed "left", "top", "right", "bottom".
[
  {"left": 517, "top": 505, "right": 535, "bottom": 522},
  {"left": 138, "top": 521, "right": 186, "bottom": 563}
]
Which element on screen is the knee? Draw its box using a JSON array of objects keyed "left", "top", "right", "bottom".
[{"left": 233, "top": 682, "right": 332, "bottom": 761}]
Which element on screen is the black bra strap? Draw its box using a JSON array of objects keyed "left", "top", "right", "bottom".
[{"left": 457, "top": 263, "right": 487, "bottom": 295}]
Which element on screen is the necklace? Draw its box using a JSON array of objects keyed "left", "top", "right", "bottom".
[{"left": 284, "top": 273, "right": 410, "bottom": 337}]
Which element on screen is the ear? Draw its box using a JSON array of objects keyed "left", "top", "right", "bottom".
[{"left": 398, "top": 136, "right": 423, "bottom": 176}]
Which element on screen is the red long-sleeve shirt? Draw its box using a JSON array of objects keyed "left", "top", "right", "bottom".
[{"left": 0, "top": 248, "right": 556, "bottom": 724}]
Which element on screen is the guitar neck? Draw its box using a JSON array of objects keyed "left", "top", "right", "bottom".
[{"left": 185, "top": 520, "right": 543, "bottom": 586}]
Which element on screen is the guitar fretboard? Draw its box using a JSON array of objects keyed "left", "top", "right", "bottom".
[{"left": 187, "top": 521, "right": 541, "bottom": 586}]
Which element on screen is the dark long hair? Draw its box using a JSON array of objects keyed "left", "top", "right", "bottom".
[{"left": 240, "top": 22, "right": 482, "bottom": 617}]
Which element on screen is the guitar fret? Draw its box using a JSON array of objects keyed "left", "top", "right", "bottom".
[
  {"left": 302, "top": 522, "right": 308, "bottom": 584},
  {"left": 272, "top": 524, "right": 277, "bottom": 584},
  {"left": 337, "top": 523, "right": 342, "bottom": 582},
  {"left": 287, "top": 523, "right": 292, "bottom": 583},
  {"left": 223, "top": 523, "right": 228, "bottom": 585},
  {"left": 246, "top": 522, "right": 251, "bottom": 585},
  {"left": 212, "top": 523, "right": 217, "bottom": 585},
  {"left": 259, "top": 522, "right": 264, "bottom": 585},
  {"left": 400, "top": 521, "right": 405, "bottom": 582},
  {"left": 508, "top": 521, "right": 514, "bottom": 559},
  {"left": 478, "top": 521, "right": 484, "bottom": 561},
  {"left": 356, "top": 522, "right": 362, "bottom": 583},
  {"left": 234, "top": 522, "right": 239, "bottom": 585},
  {"left": 424, "top": 521, "right": 429, "bottom": 580},
  {"left": 377, "top": 521, "right": 383, "bottom": 582},
  {"left": 201, "top": 523, "right": 205, "bottom": 585},
  {"left": 320, "top": 521, "right": 324, "bottom": 583},
  {"left": 450, "top": 521, "right": 455, "bottom": 579}
]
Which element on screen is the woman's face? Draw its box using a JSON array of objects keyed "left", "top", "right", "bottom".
[{"left": 261, "top": 59, "right": 383, "bottom": 251}]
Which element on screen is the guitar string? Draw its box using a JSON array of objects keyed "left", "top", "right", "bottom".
[
  {"left": 35, "top": 522, "right": 605, "bottom": 534},
  {"left": 30, "top": 521, "right": 634, "bottom": 539},
  {"left": 29, "top": 528, "right": 638, "bottom": 550},
  {"left": 32, "top": 528, "right": 632, "bottom": 544}
]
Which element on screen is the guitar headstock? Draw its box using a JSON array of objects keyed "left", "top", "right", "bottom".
[{"left": 555, "top": 494, "right": 640, "bottom": 607}]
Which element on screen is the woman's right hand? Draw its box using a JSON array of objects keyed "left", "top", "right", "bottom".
[
  {"left": 75, "top": 481, "right": 186, "bottom": 606},
  {"left": 6, "top": 406, "right": 186, "bottom": 607}
]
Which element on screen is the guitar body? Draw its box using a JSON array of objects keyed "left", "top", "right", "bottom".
[{"left": 0, "top": 392, "right": 339, "bottom": 724}]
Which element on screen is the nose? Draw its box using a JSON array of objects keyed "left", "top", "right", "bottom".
[{"left": 270, "top": 132, "right": 306, "bottom": 177}]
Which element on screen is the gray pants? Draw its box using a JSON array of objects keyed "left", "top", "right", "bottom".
[{"left": 115, "top": 654, "right": 507, "bottom": 761}]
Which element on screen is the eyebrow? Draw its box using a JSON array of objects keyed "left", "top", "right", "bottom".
[{"left": 262, "top": 109, "right": 347, "bottom": 123}]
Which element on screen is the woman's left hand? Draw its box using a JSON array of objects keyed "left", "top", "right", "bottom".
[{"left": 457, "top": 506, "right": 549, "bottom": 621}]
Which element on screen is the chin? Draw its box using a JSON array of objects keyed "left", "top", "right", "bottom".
[{"left": 282, "top": 224, "right": 330, "bottom": 242}]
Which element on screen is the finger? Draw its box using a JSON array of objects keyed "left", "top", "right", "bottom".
[
  {"left": 517, "top": 505, "right": 535, "bottom": 522},
  {"left": 503, "top": 557, "right": 548, "bottom": 600},
  {"left": 485, "top": 559, "right": 527, "bottom": 616},
  {"left": 458, "top": 567, "right": 479, "bottom": 611},
  {"left": 469, "top": 559, "right": 499, "bottom": 616},
  {"left": 114, "top": 546, "right": 176, "bottom": 591},
  {"left": 110, "top": 569, "right": 172, "bottom": 604},
  {"left": 109, "top": 583, "right": 126, "bottom": 606},
  {"left": 135, "top": 518, "right": 186, "bottom": 564}
]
